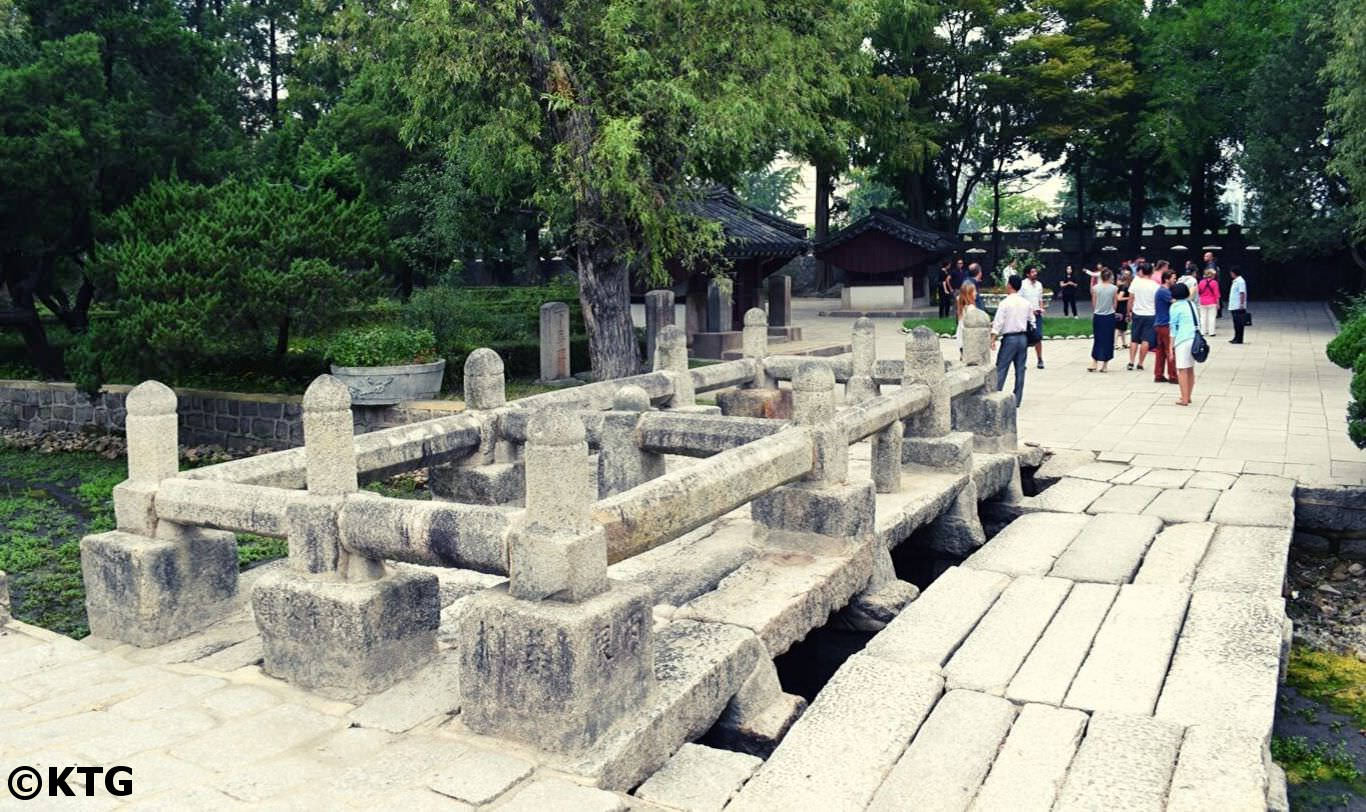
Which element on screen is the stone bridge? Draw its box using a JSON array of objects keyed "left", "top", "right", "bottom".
[{"left": 0, "top": 309, "right": 1292, "bottom": 809}]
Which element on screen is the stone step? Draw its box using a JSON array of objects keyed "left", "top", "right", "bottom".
[
  {"left": 1166, "top": 725, "right": 1270, "bottom": 811},
  {"left": 970, "top": 703, "right": 1088, "bottom": 811},
  {"left": 727, "top": 654, "right": 943, "bottom": 812},
  {"left": 1132, "top": 523, "right": 1217, "bottom": 587},
  {"left": 1141, "top": 487, "right": 1220, "bottom": 524},
  {"left": 1054, "top": 712, "right": 1185, "bottom": 811},
  {"left": 861, "top": 566, "right": 1011, "bottom": 670},
  {"left": 942, "top": 576, "right": 1072, "bottom": 695},
  {"left": 962, "top": 512, "right": 1091, "bottom": 577},
  {"left": 1155, "top": 590, "right": 1286, "bottom": 739},
  {"left": 1192, "top": 524, "right": 1292, "bottom": 597},
  {"left": 1012, "top": 477, "right": 1111, "bottom": 514},
  {"left": 868, "top": 690, "right": 1017, "bottom": 811},
  {"left": 1049, "top": 513, "right": 1163, "bottom": 584},
  {"left": 1064, "top": 584, "right": 1189, "bottom": 716},
  {"left": 1006, "top": 582, "right": 1119, "bottom": 706}
]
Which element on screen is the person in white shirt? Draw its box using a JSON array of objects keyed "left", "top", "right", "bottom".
[
  {"left": 1126, "top": 264, "right": 1160, "bottom": 371},
  {"left": 1020, "top": 266, "right": 1046, "bottom": 369},
  {"left": 991, "top": 274, "right": 1036, "bottom": 406},
  {"left": 1228, "top": 266, "right": 1249, "bottom": 344}
]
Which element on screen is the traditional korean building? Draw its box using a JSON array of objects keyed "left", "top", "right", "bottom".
[{"left": 815, "top": 209, "right": 955, "bottom": 311}]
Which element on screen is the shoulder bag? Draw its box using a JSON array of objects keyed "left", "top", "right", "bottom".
[{"left": 1188, "top": 302, "right": 1209, "bottom": 363}]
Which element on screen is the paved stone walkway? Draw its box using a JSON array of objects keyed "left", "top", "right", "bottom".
[{"left": 786, "top": 299, "right": 1366, "bottom": 483}]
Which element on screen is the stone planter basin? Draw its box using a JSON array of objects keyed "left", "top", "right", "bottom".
[
  {"left": 329, "top": 359, "right": 446, "bottom": 406},
  {"left": 977, "top": 292, "right": 1053, "bottom": 311}
]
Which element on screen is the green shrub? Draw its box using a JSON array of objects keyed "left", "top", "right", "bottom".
[
  {"left": 327, "top": 326, "right": 439, "bottom": 367},
  {"left": 1327, "top": 313, "right": 1366, "bottom": 368}
]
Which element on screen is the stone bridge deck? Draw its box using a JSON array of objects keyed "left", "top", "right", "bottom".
[
  {"left": 725, "top": 464, "right": 1294, "bottom": 812},
  {"left": 2, "top": 459, "right": 1292, "bottom": 810}
]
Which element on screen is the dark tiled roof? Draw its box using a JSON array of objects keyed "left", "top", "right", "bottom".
[
  {"left": 684, "top": 187, "right": 810, "bottom": 259},
  {"left": 817, "top": 209, "right": 955, "bottom": 254}
]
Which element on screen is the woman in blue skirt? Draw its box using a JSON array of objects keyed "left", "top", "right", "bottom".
[{"left": 1089, "top": 269, "right": 1117, "bottom": 372}]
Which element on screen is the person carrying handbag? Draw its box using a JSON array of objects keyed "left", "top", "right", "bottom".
[{"left": 1170, "top": 282, "right": 1206, "bottom": 406}]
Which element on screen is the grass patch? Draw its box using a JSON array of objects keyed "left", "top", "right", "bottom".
[
  {"left": 1288, "top": 646, "right": 1366, "bottom": 727},
  {"left": 901, "top": 316, "right": 1096, "bottom": 338},
  {"left": 1272, "top": 736, "right": 1364, "bottom": 788}
]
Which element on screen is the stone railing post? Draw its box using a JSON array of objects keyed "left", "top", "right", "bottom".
[
  {"left": 846, "top": 317, "right": 879, "bottom": 404},
  {"left": 791, "top": 362, "right": 845, "bottom": 485},
  {"left": 430, "top": 349, "right": 524, "bottom": 505},
  {"left": 961, "top": 307, "right": 991, "bottom": 366},
  {"left": 645, "top": 290, "right": 675, "bottom": 365},
  {"left": 539, "top": 301, "right": 572, "bottom": 382},
  {"left": 903, "top": 327, "right": 951, "bottom": 439},
  {"left": 768, "top": 274, "right": 792, "bottom": 327},
  {"left": 707, "top": 278, "right": 734, "bottom": 333},
  {"left": 654, "top": 325, "right": 696, "bottom": 408},
  {"left": 599, "top": 385, "right": 665, "bottom": 498},
  {"left": 252, "top": 374, "right": 438, "bottom": 695},
  {"left": 460, "top": 409, "right": 654, "bottom": 753},
  {"left": 742, "top": 308, "right": 771, "bottom": 388},
  {"left": 81, "top": 381, "right": 238, "bottom": 646}
]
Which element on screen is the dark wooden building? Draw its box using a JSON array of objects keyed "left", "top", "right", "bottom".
[{"left": 816, "top": 210, "right": 955, "bottom": 307}]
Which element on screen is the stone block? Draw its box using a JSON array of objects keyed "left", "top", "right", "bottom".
[
  {"left": 1006, "top": 582, "right": 1119, "bottom": 706},
  {"left": 1192, "top": 524, "right": 1292, "bottom": 597},
  {"left": 1084, "top": 483, "right": 1159, "bottom": 515},
  {"left": 1033, "top": 449, "right": 1096, "bottom": 483},
  {"left": 1049, "top": 513, "right": 1163, "bottom": 584},
  {"left": 728, "top": 655, "right": 943, "bottom": 812},
  {"left": 634, "top": 743, "right": 762, "bottom": 812},
  {"left": 1210, "top": 488, "right": 1295, "bottom": 527},
  {"left": 944, "top": 576, "right": 1071, "bottom": 695},
  {"left": 1016, "top": 477, "right": 1110, "bottom": 514},
  {"left": 1155, "top": 590, "right": 1285, "bottom": 738},
  {"left": 869, "top": 690, "right": 1016, "bottom": 811},
  {"left": 691, "top": 331, "right": 743, "bottom": 360},
  {"left": 429, "top": 462, "right": 524, "bottom": 505},
  {"left": 81, "top": 529, "right": 238, "bottom": 648},
  {"left": 1142, "top": 487, "right": 1220, "bottom": 523},
  {"left": 1064, "top": 583, "right": 1189, "bottom": 716},
  {"left": 285, "top": 493, "right": 343, "bottom": 574},
  {"left": 252, "top": 567, "right": 439, "bottom": 697},
  {"left": 112, "top": 480, "right": 159, "bottom": 536},
  {"left": 458, "top": 582, "right": 653, "bottom": 754},
  {"left": 539, "top": 301, "right": 572, "bottom": 381},
  {"left": 501, "top": 778, "right": 625, "bottom": 812},
  {"left": 716, "top": 387, "right": 791, "bottom": 419},
  {"left": 1133, "top": 522, "right": 1217, "bottom": 586},
  {"left": 751, "top": 479, "right": 875, "bottom": 541},
  {"left": 1054, "top": 713, "right": 1184, "bottom": 812},
  {"left": 428, "top": 748, "right": 534, "bottom": 805},
  {"left": 1064, "top": 460, "right": 1131, "bottom": 482},
  {"left": 1167, "top": 725, "right": 1269, "bottom": 812},
  {"left": 862, "top": 566, "right": 1010, "bottom": 669},
  {"left": 962, "top": 512, "right": 1091, "bottom": 578},
  {"left": 767, "top": 274, "right": 792, "bottom": 326},
  {"left": 347, "top": 648, "right": 462, "bottom": 734},
  {"left": 970, "top": 703, "right": 1087, "bottom": 811},
  {"left": 1186, "top": 471, "right": 1236, "bottom": 491},
  {"left": 508, "top": 525, "right": 608, "bottom": 602},
  {"left": 901, "top": 431, "right": 974, "bottom": 472},
  {"left": 1132, "top": 468, "right": 1194, "bottom": 488}
]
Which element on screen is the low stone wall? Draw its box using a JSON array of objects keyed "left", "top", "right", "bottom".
[{"left": 0, "top": 379, "right": 463, "bottom": 451}]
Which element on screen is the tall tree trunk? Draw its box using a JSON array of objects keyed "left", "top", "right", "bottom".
[
  {"left": 268, "top": 12, "right": 280, "bottom": 128},
  {"left": 814, "top": 163, "right": 833, "bottom": 243},
  {"left": 1126, "top": 158, "right": 1147, "bottom": 256},
  {"left": 1074, "top": 160, "right": 1087, "bottom": 269},
  {"left": 990, "top": 172, "right": 1003, "bottom": 272},
  {"left": 1188, "top": 156, "right": 1208, "bottom": 238},
  {"left": 1, "top": 255, "right": 63, "bottom": 379},
  {"left": 275, "top": 317, "right": 290, "bottom": 357},
  {"left": 525, "top": 223, "right": 543, "bottom": 282},
  {"left": 901, "top": 172, "right": 928, "bottom": 228},
  {"left": 576, "top": 247, "right": 639, "bottom": 380}
]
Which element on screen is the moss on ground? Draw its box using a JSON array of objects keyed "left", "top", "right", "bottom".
[{"left": 1288, "top": 646, "right": 1366, "bottom": 727}]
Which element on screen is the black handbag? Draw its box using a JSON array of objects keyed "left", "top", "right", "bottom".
[
  {"left": 1189, "top": 302, "right": 1209, "bottom": 363},
  {"left": 1026, "top": 317, "right": 1041, "bottom": 346},
  {"left": 1243, "top": 310, "right": 1252, "bottom": 326}
]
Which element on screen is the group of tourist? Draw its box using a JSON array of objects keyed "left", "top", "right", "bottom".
[{"left": 981, "top": 251, "right": 1250, "bottom": 409}]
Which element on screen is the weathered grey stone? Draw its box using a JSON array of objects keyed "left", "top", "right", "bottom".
[
  {"left": 1054, "top": 712, "right": 1184, "bottom": 812},
  {"left": 1006, "top": 582, "right": 1119, "bottom": 706},
  {"left": 113, "top": 480, "right": 160, "bottom": 536},
  {"left": 125, "top": 380, "right": 179, "bottom": 484},
  {"left": 607, "top": 517, "right": 755, "bottom": 607},
  {"left": 539, "top": 301, "right": 573, "bottom": 381},
  {"left": 862, "top": 566, "right": 1011, "bottom": 669},
  {"left": 960, "top": 307, "right": 991, "bottom": 366},
  {"left": 1186, "top": 471, "right": 1236, "bottom": 491},
  {"left": 715, "top": 387, "right": 791, "bottom": 419},
  {"left": 1192, "top": 524, "right": 1291, "bottom": 597},
  {"left": 1142, "top": 487, "right": 1220, "bottom": 523},
  {"left": 751, "top": 479, "right": 874, "bottom": 541},
  {"left": 1132, "top": 468, "right": 1194, "bottom": 488},
  {"left": 1166, "top": 725, "right": 1269, "bottom": 811},
  {"left": 944, "top": 576, "right": 1071, "bottom": 695},
  {"left": 868, "top": 690, "right": 1016, "bottom": 811},
  {"left": 1231, "top": 473, "right": 1296, "bottom": 496},
  {"left": 1267, "top": 762, "right": 1290, "bottom": 812},
  {"left": 1085, "top": 483, "right": 1159, "bottom": 515},
  {"left": 871, "top": 420, "right": 903, "bottom": 493},
  {"left": 1049, "top": 513, "right": 1163, "bottom": 584},
  {"left": 953, "top": 391, "right": 1018, "bottom": 453},
  {"left": 901, "top": 431, "right": 974, "bottom": 472},
  {"left": 970, "top": 703, "right": 1087, "bottom": 811},
  {"left": 728, "top": 654, "right": 943, "bottom": 812},
  {"left": 429, "top": 461, "right": 524, "bottom": 505},
  {"left": 1109, "top": 465, "right": 1152, "bottom": 485},
  {"left": 706, "top": 278, "right": 733, "bottom": 333},
  {"left": 462, "top": 348, "right": 506, "bottom": 410},
  {"left": 741, "top": 308, "right": 768, "bottom": 374},
  {"left": 347, "top": 648, "right": 461, "bottom": 733},
  {"left": 598, "top": 401, "right": 664, "bottom": 499},
  {"left": 457, "top": 581, "right": 653, "bottom": 754},
  {"left": 1156, "top": 590, "right": 1285, "bottom": 738},
  {"left": 634, "top": 743, "right": 761, "bottom": 812},
  {"left": 1065, "top": 583, "right": 1189, "bottom": 715},
  {"left": 644, "top": 290, "right": 675, "bottom": 365},
  {"left": 302, "top": 375, "right": 360, "bottom": 499},
  {"left": 252, "top": 567, "right": 438, "bottom": 697},
  {"left": 1017, "top": 477, "right": 1110, "bottom": 514},
  {"left": 427, "top": 748, "right": 534, "bottom": 805},
  {"left": 963, "top": 512, "right": 1091, "bottom": 577},
  {"left": 1065, "top": 461, "right": 1132, "bottom": 482},
  {"left": 1133, "top": 522, "right": 1217, "bottom": 586},
  {"left": 81, "top": 529, "right": 238, "bottom": 647},
  {"left": 842, "top": 574, "right": 919, "bottom": 632},
  {"left": 705, "top": 655, "right": 806, "bottom": 755},
  {"left": 1033, "top": 449, "right": 1097, "bottom": 484},
  {"left": 501, "top": 778, "right": 625, "bottom": 812},
  {"left": 1210, "top": 487, "right": 1295, "bottom": 527}
]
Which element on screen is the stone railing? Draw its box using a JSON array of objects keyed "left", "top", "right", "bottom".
[{"left": 79, "top": 306, "right": 1023, "bottom": 788}]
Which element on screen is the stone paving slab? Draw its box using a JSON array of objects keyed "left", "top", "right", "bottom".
[
  {"left": 1054, "top": 712, "right": 1185, "bottom": 811},
  {"left": 1166, "top": 725, "right": 1269, "bottom": 812},
  {"left": 1064, "top": 584, "right": 1189, "bottom": 716},
  {"left": 861, "top": 566, "right": 1011, "bottom": 669},
  {"left": 943, "top": 576, "right": 1071, "bottom": 695},
  {"left": 961, "top": 513, "right": 1091, "bottom": 578},
  {"left": 728, "top": 655, "right": 943, "bottom": 812},
  {"left": 1141, "top": 487, "right": 1220, "bottom": 524},
  {"left": 1155, "top": 591, "right": 1286, "bottom": 739},
  {"left": 1131, "top": 468, "right": 1194, "bottom": 489},
  {"left": 1084, "top": 484, "right": 1159, "bottom": 515},
  {"left": 1209, "top": 487, "right": 1296, "bottom": 528},
  {"left": 1192, "top": 524, "right": 1292, "bottom": 597},
  {"left": 1049, "top": 513, "right": 1162, "bottom": 584},
  {"left": 970, "top": 704, "right": 1088, "bottom": 812},
  {"left": 1006, "top": 582, "right": 1119, "bottom": 706},
  {"left": 632, "top": 743, "right": 761, "bottom": 811},
  {"left": 867, "top": 690, "right": 1017, "bottom": 811},
  {"left": 1065, "top": 461, "right": 1131, "bottom": 482},
  {"left": 1015, "top": 477, "right": 1110, "bottom": 514},
  {"left": 1132, "top": 523, "right": 1217, "bottom": 587}
]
